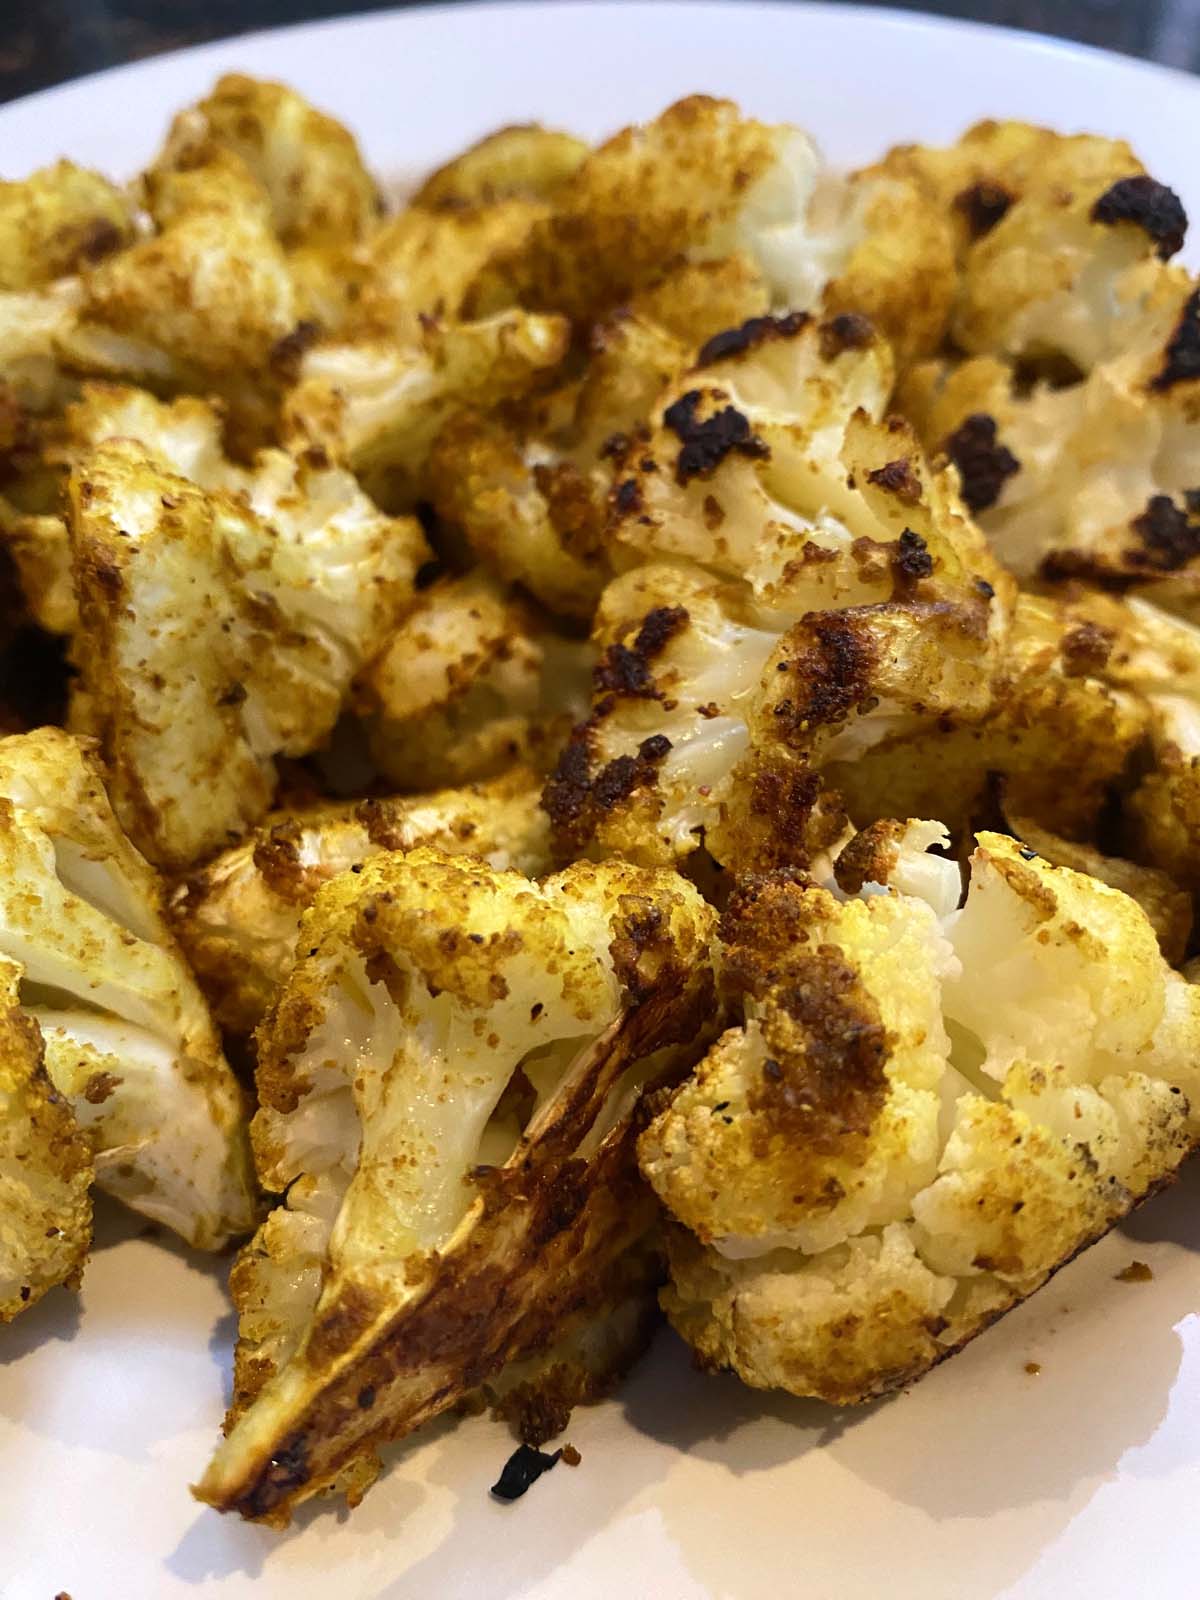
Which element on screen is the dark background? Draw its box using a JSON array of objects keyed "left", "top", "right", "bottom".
[{"left": 1, "top": 0, "right": 1197, "bottom": 105}]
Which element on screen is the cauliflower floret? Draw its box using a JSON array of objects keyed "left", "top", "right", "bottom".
[
  {"left": 904, "top": 285, "right": 1200, "bottom": 593},
  {"left": 0, "top": 728, "right": 252, "bottom": 1247},
  {"left": 425, "top": 309, "right": 693, "bottom": 617},
  {"left": 171, "top": 767, "right": 552, "bottom": 1035},
  {"left": 1128, "top": 689, "right": 1200, "bottom": 890},
  {"left": 645, "top": 830, "right": 1200, "bottom": 1402},
  {"left": 196, "top": 849, "right": 715, "bottom": 1520},
  {"left": 57, "top": 145, "right": 297, "bottom": 438},
  {"left": 413, "top": 124, "right": 590, "bottom": 208},
  {"left": 68, "top": 437, "right": 428, "bottom": 868},
  {"left": 0, "top": 280, "right": 82, "bottom": 413},
  {"left": 0, "top": 162, "right": 135, "bottom": 291},
  {"left": 877, "top": 120, "right": 1188, "bottom": 372},
  {"left": 357, "top": 570, "right": 590, "bottom": 790},
  {"left": 280, "top": 309, "right": 570, "bottom": 503},
  {"left": 0, "top": 952, "right": 92, "bottom": 1321},
  {"left": 829, "top": 592, "right": 1147, "bottom": 839},
  {"left": 151, "top": 75, "right": 378, "bottom": 249},
  {"left": 466, "top": 96, "right": 955, "bottom": 360}
]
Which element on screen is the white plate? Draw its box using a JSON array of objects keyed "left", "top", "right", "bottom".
[{"left": 3, "top": 6, "right": 1199, "bottom": 1596}]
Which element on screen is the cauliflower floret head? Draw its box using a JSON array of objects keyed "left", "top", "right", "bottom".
[
  {"left": 0, "top": 161, "right": 135, "bottom": 291},
  {"left": 196, "top": 848, "right": 715, "bottom": 1521},
  {"left": 171, "top": 767, "right": 552, "bottom": 1035},
  {"left": 0, "top": 728, "right": 253, "bottom": 1247},
  {"left": 644, "top": 828, "right": 1200, "bottom": 1402},
  {"left": 357, "top": 569, "right": 591, "bottom": 790},
  {"left": 413, "top": 123, "right": 590, "bottom": 208},
  {"left": 68, "top": 435, "right": 428, "bottom": 868},
  {"left": 877, "top": 120, "right": 1188, "bottom": 373},
  {"left": 0, "top": 952, "right": 93, "bottom": 1320},
  {"left": 151, "top": 75, "right": 379, "bottom": 249},
  {"left": 281, "top": 309, "right": 570, "bottom": 503}
]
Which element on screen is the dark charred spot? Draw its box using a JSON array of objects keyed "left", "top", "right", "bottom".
[
  {"left": 83, "top": 1071, "right": 122, "bottom": 1105},
  {"left": 241, "top": 1436, "right": 310, "bottom": 1519},
  {"left": 599, "top": 431, "right": 631, "bottom": 461},
  {"left": 613, "top": 477, "right": 642, "bottom": 516},
  {"left": 818, "top": 312, "right": 875, "bottom": 360},
  {"left": 1150, "top": 289, "right": 1200, "bottom": 391},
  {"left": 662, "top": 390, "right": 769, "bottom": 485},
  {"left": 953, "top": 180, "right": 1014, "bottom": 239},
  {"left": 942, "top": 413, "right": 1020, "bottom": 513},
  {"left": 357, "top": 1385, "right": 376, "bottom": 1410},
  {"left": 490, "top": 1443, "right": 562, "bottom": 1502},
  {"left": 1127, "top": 493, "right": 1200, "bottom": 571},
  {"left": 593, "top": 605, "right": 688, "bottom": 700},
  {"left": 217, "top": 681, "right": 248, "bottom": 708},
  {"left": 866, "top": 457, "right": 922, "bottom": 505},
  {"left": 1060, "top": 620, "right": 1114, "bottom": 676},
  {"left": 891, "top": 529, "right": 935, "bottom": 591},
  {"left": 542, "top": 726, "right": 671, "bottom": 853},
  {"left": 772, "top": 613, "right": 878, "bottom": 741},
  {"left": 1091, "top": 176, "right": 1187, "bottom": 260},
  {"left": 269, "top": 319, "right": 321, "bottom": 383},
  {"left": 65, "top": 215, "right": 125, "bottom": 268},
  {"left": 696, "top": 310, "right": 810, "bottom": 368}
]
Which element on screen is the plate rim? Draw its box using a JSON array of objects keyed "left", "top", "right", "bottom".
[{"left": 4, "top": 0, "right": 1200, "bottom": 129}]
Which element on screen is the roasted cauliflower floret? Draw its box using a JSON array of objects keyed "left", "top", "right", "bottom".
[
  {"left": 0, "top": 728, "right": 252, "bottom": 1247},
  {"left": 171, "top": 767, "right": 551, "bottom": 1035},
  {"left": 904, "top": 284, "right": 1200, "bottom": 592},
  {"left": 0, "top": 280, "right": 82, "bottom": 413},
  {"left": 645, "top": 830, "right": 1200, "bottom": 1403},
  {"left": 58, "top": 144, "right": 296, "bottom": 428},
  {"left": 0, "top": 953, "right": 92, "bottom": 1321},
  {"left": 0, "top": 161, "right": 135, "bottom": 291},
  {"left": 357, "top": 570, "right": 590, "bottom": 790},
  {"left": 281, "top": 309, "right": 570, "bottom": 502},
  {"left": 151, "top": 75, "right": 378, "bottom": 249},
  {"left": 877, "top": 120, "right": 1188, "bottom": 372},
  {"left": 413, "top": 124, "right": 590, "bottom": 208},
  {"left": 829, "top": 592, "right": 1147, "bottom": 839},
  {"left": 68, "top": 437, "right": 428, "bottom": 868},
  {"left": 467, "top": 96, "right": 955, "bottom": 359},
  {"left": 196, "top": 849, "right": 715, "bottom": 1521}
]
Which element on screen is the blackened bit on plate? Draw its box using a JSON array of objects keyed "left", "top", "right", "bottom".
[{"left": 490, "top": 1442, "right": 564, "bottom": 1501}]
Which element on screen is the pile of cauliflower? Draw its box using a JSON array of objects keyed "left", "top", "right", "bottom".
[{"left": 2, "top": 76, "right": 1199, "bottom": 1523}]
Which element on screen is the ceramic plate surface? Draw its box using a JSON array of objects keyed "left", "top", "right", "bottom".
[{"left": 2, "top": 7, "right": 1199, "bottom": 1597}]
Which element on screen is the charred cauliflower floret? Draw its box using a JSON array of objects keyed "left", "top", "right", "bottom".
[
  {"left": 68, "top": 436, "right": 427, "bottom": 868},
  {"left": 171, "top": 767, "right": 551, "bottom": 1035},
  {"left": 644, "top": 830, "right": 1200, "bottom": 1403},
  {"left": 904, "top": 282, "right": 1200, "bottom": 592},
  {"left": 546, "top": 315, "right": 1008, "bottom": 870},
  {"left": 0, "top": 953, "right": 93, "bottom": 1320},
  {"left": 151, "top": 74, "right": 379, "bottom": 249},
  {"left": 877, "top": 120, "right": 1188, "bottom": 372},
  {"left": 0, "top": 161, "right": 135, "bottom": 291},
  {"left": 196, "top": 849, "right": 715, "bottom": 1521},
  {"left": 0, "top": 728, "right": 252, "bottom": 1247},
  {"left": 280, "top": 309, "right": 570, "bottom": 503},
  {"left": 357, "top": 569, "right": 590, "bottom": 790},
  {"left": 466, "top": 96, "right": 955, "bottom": 361}
]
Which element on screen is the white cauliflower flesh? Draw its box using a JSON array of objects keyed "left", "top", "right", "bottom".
[
  {"left": 67, "top": 435, "right": 428, "bottom": 868},
  {"left": 171, "top": 768, "right": 552, "bottom": 1035},
  {"left": 196, "top": 848, "right": 715, "bottom": 1521},
  {"left": 0, "top": 952, "right": 93, "bottom": 1321},
  {"left": 642, "top": 828, "right": 1200, "bottom": 1403},
  {"left": 0, "top": 728, "right": 253, "bottom": 1248},
  {"left": 0, "top": 280, "right": 82, "bottom": 413},
  {"left": 358, "top": 569, "right": 591, "bottom": 790}
]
